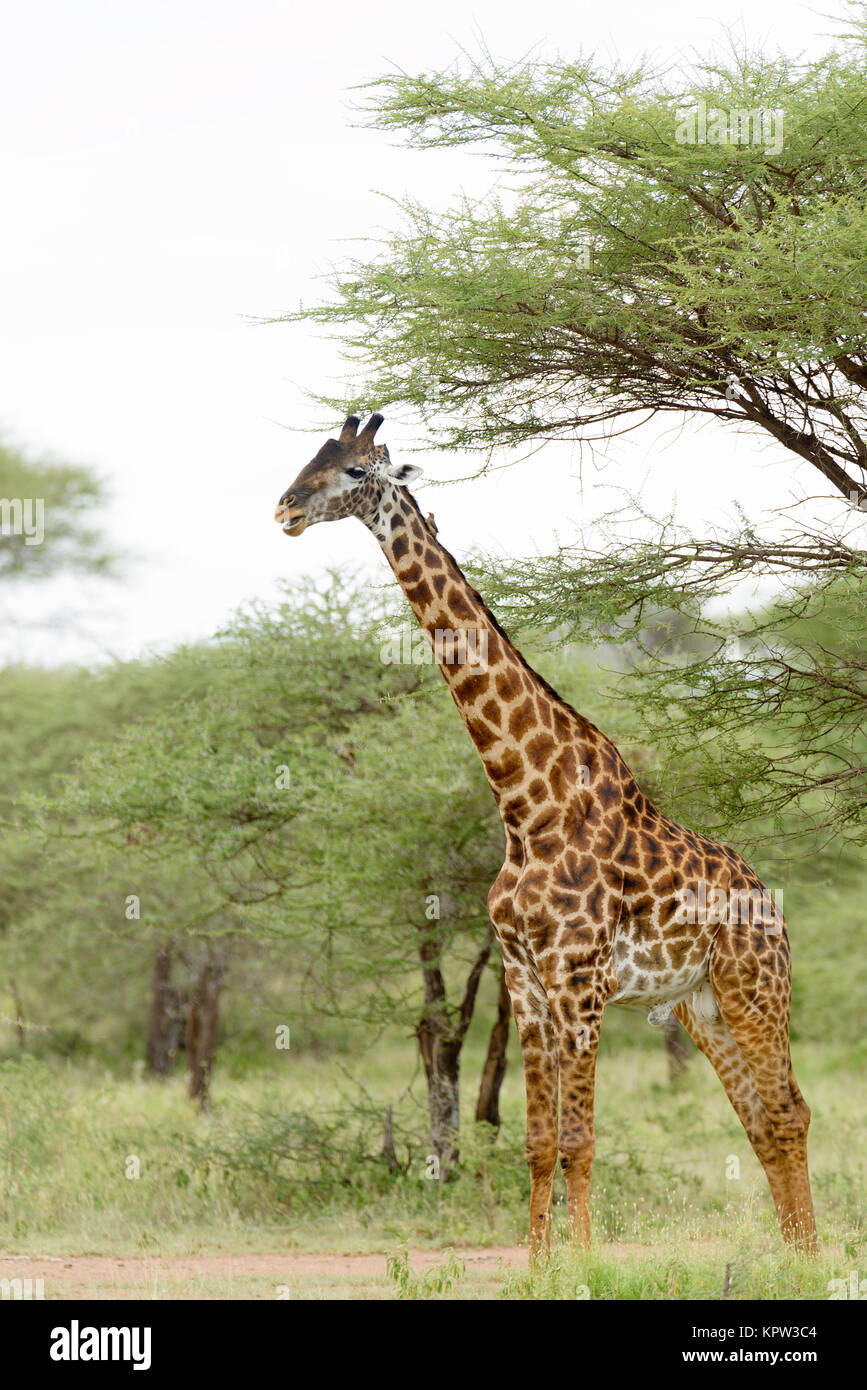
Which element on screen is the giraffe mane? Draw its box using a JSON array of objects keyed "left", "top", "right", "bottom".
[{"left": 398, "top": 486, "right": 590, "bottom": 732}]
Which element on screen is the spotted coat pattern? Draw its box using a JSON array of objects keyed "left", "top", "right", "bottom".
[{"left": 275, "top": 415, "right": 818, "bottom": 1261}]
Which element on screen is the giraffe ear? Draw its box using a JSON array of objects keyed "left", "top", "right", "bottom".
[{"left": 387, "top": 462, "right": 423, "bottom": 487}]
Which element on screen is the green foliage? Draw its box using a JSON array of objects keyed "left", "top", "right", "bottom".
[
  {"left": 0, "top": 439, "right": 112, "bottom": 579},
  {"left": 274, "top": 20, "right": 867, "bottom": 864},
  {"left": 387, "top": 1247, "right": 466, "bottom": 1299},
  {"left": 282, "top": 24, "right": 867, "bottom": 504},
  {"left": 31, "top": 574, "right": 505, "bottom": 1059},
  {"left": 0, "top": 648, "right": 229, "bottom": 1052},
  {"left": 182, "top": 1101, "right": 424, "bottom": 1212},
  {"left": 5, "top": 562, "right": 867, "bottom": 1069},
  {"left": 480, "top": 527, "right": 867, "bottom": 850}
]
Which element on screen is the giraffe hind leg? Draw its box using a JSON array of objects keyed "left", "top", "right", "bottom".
[
  {"left": 673, "top": 996, "right": 797, "bottom": 1239},
  {"left": 783, "top": 1057, "right": 817, "bottom": 1250},
  {"left": 709, "top": 1018, "right": 816, "bottom": 1248},
  {"left": 708, "top": 924, "right": 817, "bottom": 1252}
]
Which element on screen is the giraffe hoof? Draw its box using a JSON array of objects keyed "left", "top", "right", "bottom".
[{"left": 647, "top": 1001, "right": 674, "bottom": 1027}]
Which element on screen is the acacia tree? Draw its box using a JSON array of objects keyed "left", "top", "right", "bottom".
[
  {"left": 312, "top": 687, "right": 505, "bottom": 1172},
  {"left": 280, "top": 16, "right": 867, "bottom": 849},
  {"left": 0, "top": 439, "right": 114, "bottom": 1035},
  {"left": 478, "top": 531, "right": 867, "bottom": 850},
  {"left": 0, "top": 661, "right": 214, "bottom": 1062},
  {"left": 286, "top": 23, "right": 867, "bottom": 505},
  {"left": 0, "top": 440, "right": 111, "bottom": 580},
  {"left": 52, "top": 578, "right": 511, "bottom": 1142},
  {"left": 47, "top": 632, "right": 331, "bottom": 1107}
]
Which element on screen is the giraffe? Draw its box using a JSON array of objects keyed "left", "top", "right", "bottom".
[{"left": 274, "top": 413, "right": 818, "bottom": 1261}]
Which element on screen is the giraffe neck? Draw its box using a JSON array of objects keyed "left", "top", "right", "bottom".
[{"left": 368, "top": 486, "right": 601, "bottom": 830}]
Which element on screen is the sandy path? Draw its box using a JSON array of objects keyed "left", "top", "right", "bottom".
[{"left": 0, "top": 1247, "right": 527, "bottom": 1298}]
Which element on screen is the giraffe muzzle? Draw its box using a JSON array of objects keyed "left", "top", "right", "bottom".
[{"left": 275, "top": 503, "right": 308, "bottom": 537}]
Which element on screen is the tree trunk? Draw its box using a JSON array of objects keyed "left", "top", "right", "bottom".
[
  {"left": 381, "top": 1104, "right": 402, "bottom": 1174},
  {"left": 10, "top": 978, "right": 25, "bottom": 1049},
  {"left": 186, "top": 948, "right": 225, "bottom": 1110},
  {"left": 475, "top": 959, "right": 510, "bottom": 1129},
  {"left": 664, "top": 1010, "right": 690, "bottom": 1081},
  {"left": 416, "top": 926, "right": 491, "bottom": 1177},
  {"left": 417, "top": 1020, "right": 461, "bottom": 1176},
  {"left": 146, "top": 945, "right": 177, "bottom": 1076}
]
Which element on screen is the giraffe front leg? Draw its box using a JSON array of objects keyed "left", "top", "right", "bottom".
[
  {"left": 525, "top": 1067, "right": 559, "bottom": 1261},
  {"left": 504, "top": 962, "right": 560, "bottom": 1264},
  {"left": 541, "top": 953, "right": 611, "bottom": 1249},
  {"left": 556, "top": 1012, "right": 602, "bottom": 1248}
]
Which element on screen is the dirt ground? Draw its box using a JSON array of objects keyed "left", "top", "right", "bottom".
[{"left": 0, "top": 1246, "right": 527, "bottom": 1300}]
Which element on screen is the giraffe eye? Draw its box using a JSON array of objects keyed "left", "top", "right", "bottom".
[{"left": 346, "top": 466, "right": 366, "bottom": 480}]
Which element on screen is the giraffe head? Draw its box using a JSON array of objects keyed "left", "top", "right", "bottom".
[{"left": 274, "top": 413, "right": 422, "bottom": 537}]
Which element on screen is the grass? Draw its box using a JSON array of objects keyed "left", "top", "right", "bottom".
[
  {"left": 0, "top": 1024, "right": 863, "bottom": 1298},
  {"left": 498, "top": 1244, "right": 848, "bottom": 1301}
]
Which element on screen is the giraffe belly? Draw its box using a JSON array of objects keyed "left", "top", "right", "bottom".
[{"left": 607, "top": 928, "right": 711, "bottom": 1010}]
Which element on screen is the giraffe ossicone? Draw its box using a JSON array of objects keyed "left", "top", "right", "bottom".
[{"left": 275, "top": 414, "right": 818, "bottom": 1262}]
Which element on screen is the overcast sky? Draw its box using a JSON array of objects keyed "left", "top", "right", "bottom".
[{"left": 1, "top": 0, "right": 862, "bottom": 666}]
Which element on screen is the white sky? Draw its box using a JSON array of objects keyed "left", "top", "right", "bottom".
[{"left": 1, "top": 0, "right": 863, "bottom": 666}]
